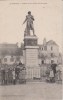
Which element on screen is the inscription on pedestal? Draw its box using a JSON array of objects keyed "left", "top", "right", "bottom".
[
  {"left": 25, "top": 49, "right": 38, "bottom": 66},
  {"left": 24, "top": 36, "right": 38, "bottom": 46},
  {"left": 24, "top": 39, "right": 37, "bottom": 46}
]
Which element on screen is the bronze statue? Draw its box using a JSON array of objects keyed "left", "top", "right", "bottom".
[{"left": 23, "top": 11, "right": 35, "bottom": 36}]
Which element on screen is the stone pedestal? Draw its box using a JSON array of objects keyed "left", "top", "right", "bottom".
[{"left": 24, "top": 35, "right": 40, "bottom": 79}]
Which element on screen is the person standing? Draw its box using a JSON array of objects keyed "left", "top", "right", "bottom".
[
  {"left": 12, "top": 68, "right": 16, "bottom": 85},
  {"left": 1, "top": 66, "right": 5, "bottom": 85},
  {"left": 49, "top": 68, "right": 54, "bottom": 83},
  {"left": 5, "top": 68, "right": 8, "bottom": 85},
  {"left": 51, "top": 63, "right": 57, "bottom": 77},
  {"left": 8, "top": 68, "right": 13, "bottom": 84}
]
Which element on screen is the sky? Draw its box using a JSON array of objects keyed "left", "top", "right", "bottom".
[{"left": 0, "top": 0, "right": 63, "bottom": 53}]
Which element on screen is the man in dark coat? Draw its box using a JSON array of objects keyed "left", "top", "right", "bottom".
[{"left": 51, "top": 63, "right": 57, "bottom": 77}]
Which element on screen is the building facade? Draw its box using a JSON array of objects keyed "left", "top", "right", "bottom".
[
  {"left": 0, "top": 40, "right": 62, "bottom": 66},
  {"left": 39, "top": 38, "right": 62, "bottom": 65},
  {"left": 0, "top": 43, "right": 23, "bottom": 66}
]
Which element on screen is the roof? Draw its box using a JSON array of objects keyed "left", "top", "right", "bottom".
[
  {"left": 0, "top": 43, "right": 18, "bottom": 48},
  {"left": 0, "top": 43, "right": 23, "bottom": 56},
  {"left": 46, "top": 40, "right": 58, "bottom": 46},
  {"left": 38, "top": 40, "right": 58, "bottom": 49}
]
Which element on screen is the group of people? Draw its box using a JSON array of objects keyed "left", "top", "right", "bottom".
[
  {"left": 0, "top": 64, "right": 26, "bottom": 85},
  {"left": 46, "top": 64, "right": 62, "bottom": 83},
  {"left": 0, "top": 63, "right": 62, "bottom": 85}
]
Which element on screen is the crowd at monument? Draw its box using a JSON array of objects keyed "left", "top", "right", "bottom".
[
  {"left": 0, "top": 62, "right": 62, "bottom": 85},
  {"left": 45, "top": 63, "right": 62, "bottom": 83},
  {"left": 0, "top": 63, "right": 26, "bottom": 85}
]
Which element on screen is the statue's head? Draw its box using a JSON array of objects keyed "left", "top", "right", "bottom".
[{"left": 28, "top": 11, "right": 31, "bottom": 15}]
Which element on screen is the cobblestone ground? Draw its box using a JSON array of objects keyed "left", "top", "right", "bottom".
[{"left": 0, "top": 82, "right": 62, "bottom": 100}]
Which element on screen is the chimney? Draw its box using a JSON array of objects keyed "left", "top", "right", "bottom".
[{"left": 43, "top": 38, "right": 46, "bottom": 45}]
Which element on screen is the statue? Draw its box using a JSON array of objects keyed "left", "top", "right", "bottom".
[{"left": 23, "top": 11, "right": 35, "bottom": 36}]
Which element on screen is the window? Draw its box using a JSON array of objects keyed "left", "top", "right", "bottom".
[
  {"left": 0, "top": 59, "right": 1, "bottom": 63},
  {"left": 44, "top": 46, "right": 47, "bottom": 51},
  {"left": 10, "top": 57, "right": 14, "bottom": 62},
  {"left": 42, "top": 60, "right": 44, "bottom": 64},
  {"left": 16, "top": 57, "right": 20, "bottom": 61},
  {"left": 51, "top": 46, "right": 53, "bottom": 50},
  {"left": 51, "top": 60, "right": 54, "bottom": 64},
  {"left": 4, "top": 58, "right": 7, "bottom": 62},
  {"left": 42, "top": 48, "right": 43, "bottom": 50},
  {"left": 57, "top": 60, "right": 58, "bottom": 63},
  {"left": 51, "top": 53, "right": 53, "bottom": 57}
]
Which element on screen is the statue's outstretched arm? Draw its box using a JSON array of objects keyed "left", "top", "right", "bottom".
[
  {"left": 23, "top": 16, "right": 27, "bottom": 24},
  {"left": 23, "top": 19, "right": 26, "bottom": 24}
]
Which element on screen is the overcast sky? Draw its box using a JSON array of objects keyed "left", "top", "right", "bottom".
[{"left": 0, "top": 0, "right": 62, "bottom": 53}]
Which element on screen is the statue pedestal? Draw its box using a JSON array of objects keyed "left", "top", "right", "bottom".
[{"left": 24, "top": 35, "right": 40, "bottom": 79}]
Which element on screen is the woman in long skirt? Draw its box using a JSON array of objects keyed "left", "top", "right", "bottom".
[{"left": 49, "top": 68, "right": 54, "bottom": 83}]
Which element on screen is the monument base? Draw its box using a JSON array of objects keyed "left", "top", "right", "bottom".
[
  {"left": 26, "top": 66, "right": 40, "bottom": 79},
  {"left": 24, "top": 35, "right": 40, "bottom": 79}
]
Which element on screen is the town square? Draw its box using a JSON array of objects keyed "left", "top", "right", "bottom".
[
  {"left": 0, "top": 82, "right": 62, "bottom": 100},
  {"left": 0, "top": 0, "right": 63, "bottom": 100}
]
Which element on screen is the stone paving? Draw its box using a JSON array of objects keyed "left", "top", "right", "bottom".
[{"left": 0, "top": 82, "right": 62, "bottom": 100}]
